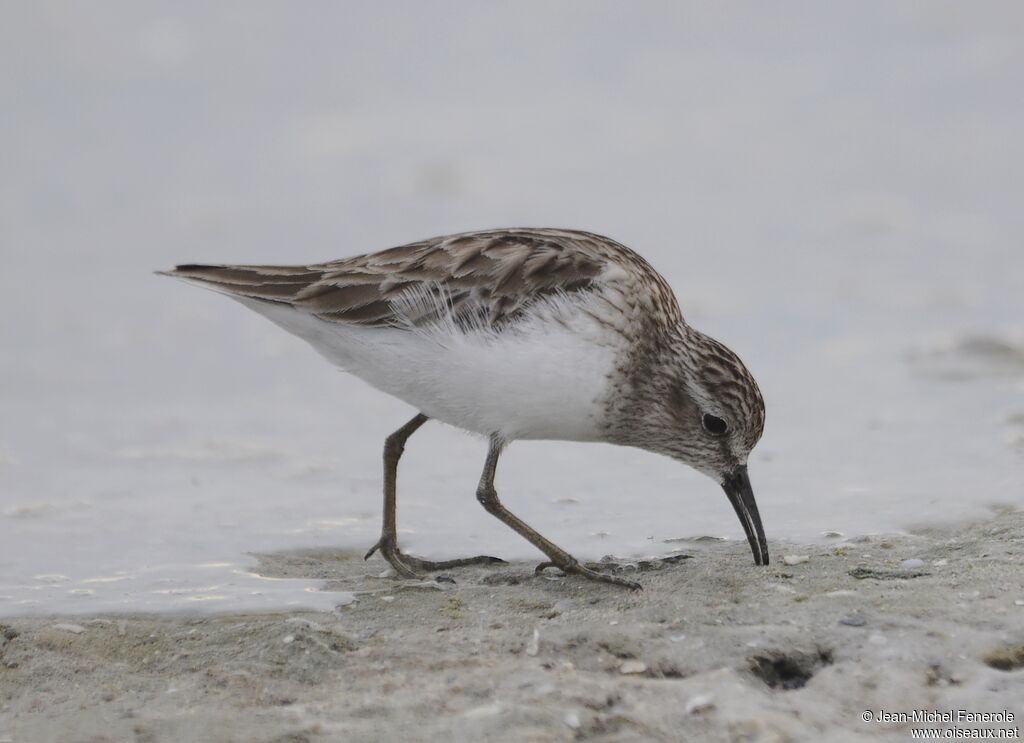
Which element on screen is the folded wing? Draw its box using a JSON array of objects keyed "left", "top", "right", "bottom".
[{"left": 162, "top": 229, "right": 612, "bottom": 330}]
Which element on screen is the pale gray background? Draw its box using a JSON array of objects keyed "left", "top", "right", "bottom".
[{"left": 2, "top": 2, "right": 1022, "bottom": 613}]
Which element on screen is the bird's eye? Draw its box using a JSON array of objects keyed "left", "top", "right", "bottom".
[{"left": 702, "top": 413, "right": 729, "bottom": 435}]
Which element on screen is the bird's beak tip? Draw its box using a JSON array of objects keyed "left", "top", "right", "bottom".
[{"left": 721, "top": 465, "right": 769, "bottom": 567}]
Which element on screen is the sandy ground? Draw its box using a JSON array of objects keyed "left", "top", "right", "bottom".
[{"left": 2, "top": 512, "right": 1023, "bottom": 743}]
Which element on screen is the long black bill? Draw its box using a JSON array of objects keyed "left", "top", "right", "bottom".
[{"left": 722, "top": 465, "right": 769, "bottom": 566}]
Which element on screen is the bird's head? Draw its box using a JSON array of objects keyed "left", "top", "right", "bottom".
[
  {"left": 675, "top": 330, "right": 767, "bottom": 566},
  {"left": 611, "top": 327, "right": 769, "bottom": 565}
]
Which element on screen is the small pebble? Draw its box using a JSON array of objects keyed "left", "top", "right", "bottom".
[
  {"left": 1014, "top": 600, "right": 1024, "bottom": 607},
  {"left": 684, "top": 694, "right": 714, "bottom": 715},
  {"left": 282, "top": 634, "right": 295, "bottom": 644},
  {"left": 52, "top": 623, "right": 85, "bottom": 634},
  {"left": 563, "top": 712, "right": 581, "bottom": 730},
  {"left": 380, "top": 596, "right": 395, "bottom": 603},
  {"left": 526, "top": 627, "right": 540, "bottom": 657},
  {"left": 783, "top": 555, "right": 809, "bottom": 566},
  {"left": 619, "top": 660, "right": 647, "bottom": 675},
  {"left": 839, "top": 614, "right": 867, "bottom": 627},
  {"left": 900, "top": 558, "right": 925, "bottom": 569},
  {"left": 932, "top": 559, "right": 949, "bottom": 566}
]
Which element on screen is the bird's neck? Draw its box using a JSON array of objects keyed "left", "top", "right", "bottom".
[{"left": 597, "top": 320, "right": 690, "bottom": 451}]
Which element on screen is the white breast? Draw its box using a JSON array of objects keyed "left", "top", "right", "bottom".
[{"left": 237, "top": 294, "right": 623, "bottom": 442}]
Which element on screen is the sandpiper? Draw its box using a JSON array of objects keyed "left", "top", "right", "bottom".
[{"left": 161, "top": 228, "right": 768, "bottom": 590}]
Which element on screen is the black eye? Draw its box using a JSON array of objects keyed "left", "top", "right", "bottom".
[{"left": 702, "top": 413, "right": 729, "bottom": 435}]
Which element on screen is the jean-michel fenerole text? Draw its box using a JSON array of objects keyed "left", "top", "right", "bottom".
[{"left": 872, "top": 709, "right": 1015, "bottom": 725}]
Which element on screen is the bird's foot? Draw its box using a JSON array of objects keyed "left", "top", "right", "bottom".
[
  {"left": 364, "top": 536, "right": 430, "bottom": 580},
  {"left": 364, "top": 536, "right": 504, "bottom": 582},
  {"left": 535, "top": 559, "right": 642, "bottom": 591}
]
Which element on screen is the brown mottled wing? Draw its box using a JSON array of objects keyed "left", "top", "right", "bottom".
[{"left": 164, "top": 229, "right": 613, "bottom": 330}]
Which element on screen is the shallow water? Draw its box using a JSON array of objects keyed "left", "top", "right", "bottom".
[{"left": 1, "top": 3, "right": 1022, "bottom": 615}]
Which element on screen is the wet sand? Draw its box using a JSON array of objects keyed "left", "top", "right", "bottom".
[{"left": 2, "top": 511, "right": 1022, "bottom": 742}]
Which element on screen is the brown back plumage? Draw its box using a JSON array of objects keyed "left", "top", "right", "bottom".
[{"left": 162, "top": 228, "right": 681, "bottom": 331}]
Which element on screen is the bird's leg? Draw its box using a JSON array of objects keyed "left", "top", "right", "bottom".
[
  {"left": 364, "top": 413, "right": 504, "bottom": 578},
  {"left": 364, "top": 413, "right": 429, "bottom": 579},
  {"left": 475, "top": 435, "right": 641, "bottom": 591}
]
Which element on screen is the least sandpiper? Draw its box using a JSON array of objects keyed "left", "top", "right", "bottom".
[{"left": 161, "top": 228, "right": 768, "bottom": 590}]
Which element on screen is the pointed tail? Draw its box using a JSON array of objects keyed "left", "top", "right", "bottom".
[{"left": 156, "top": 264, "right": 323, "bottom": 303}]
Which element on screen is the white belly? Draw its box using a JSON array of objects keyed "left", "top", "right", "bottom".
[{"left": 238, "top": 297, "right": 620, "bottom": 441}]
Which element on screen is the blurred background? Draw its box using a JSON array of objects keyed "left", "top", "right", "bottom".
[{"left": 1, "top": 2, "right": 1022, "bottom": 614}]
